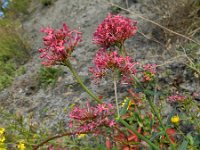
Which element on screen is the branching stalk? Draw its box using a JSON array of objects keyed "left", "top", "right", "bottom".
[
  {"left": 64, "top": 60, "right": 102, "bottom": 104},
  {"left": 129, "top": 73, "right": 176, "bottom": 149}
]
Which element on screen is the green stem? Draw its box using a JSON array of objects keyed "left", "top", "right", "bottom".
[
  {"left": 64, "top": 60, "right": 102, "bottom": 104},
  {"left": 146, "top": 96, "right": 176, "bottom": 150},
  {"left": 118, "top": 42, "right": 127, "bottom": 56},
  {"left": 113, "top": 75, "right": 120, "bottom": 118},
  {"left": 118, "top": 118, "right": 160, "bottom": 150},
  {"left": 130, "top": 74, "right": 176, "bottom": 149}
]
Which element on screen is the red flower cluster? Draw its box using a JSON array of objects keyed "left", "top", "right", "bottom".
[
  {"left": 39, "top": 23, "right": 82, "bottom": 66},
  {"left": 69, "top": 103, "right": 115, "bottom": 134},
  {"left": 168, "top": 94, "right": 187, "bottom": 103},
  {"left": 143, "top": 64, "right": 157, "bottom": 81},
  {"left": 93, "top": 14, "right": 137, "bottom": 47},
  {"left": 89, "top": 49, "right": 138, "bottom": 83}
]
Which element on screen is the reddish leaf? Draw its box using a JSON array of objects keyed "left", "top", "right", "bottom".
[
  {"left": 166, "top": 128, "right": 176, "bottom": 143},
  {"left": 106, "top": 138, "right": 112, "bottom": 150}
]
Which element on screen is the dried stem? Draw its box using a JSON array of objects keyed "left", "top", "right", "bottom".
[
  {"left": 113, "top": 75, "right": 120, "bottom": 118},
  {"left": 103, "top": 0, "right": 200, "bottom": 46}
]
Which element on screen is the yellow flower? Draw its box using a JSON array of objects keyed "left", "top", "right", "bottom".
[
  {"left": 0, "top": 136, "right": 5, "bottom": 143},
  {"left": 0, "top": 128, "right": 5, "bottom": 135},
  {"left": 69, "top": 103, "right": 75, "bottom": 109},
  {"left": 0, "top": 143, "right": 6, "bottom": 150},
  {"left": 17, "top": 141, "right": 25, "bottom": 150},
  {"left": 171, "top": 116, "right": 180, "bottom": 124},
  {"left": 17, "top": 143, "right": 25, "bottom": 150},
  {"left": 77, "top": 134, "right": 86, "bottom": 139},
  {"left": 121, "top": 97, "right": 132, "bottom": 110}
]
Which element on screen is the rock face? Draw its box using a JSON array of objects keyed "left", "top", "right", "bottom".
[{"left": 0, "top": 0, "right": 199, "bottom": 127}]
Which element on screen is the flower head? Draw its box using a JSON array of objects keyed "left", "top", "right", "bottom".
[
  {"left": 168, "top": 94, "right": 187, "bottom": 103},
  {"left": 121, "top": 97, "right": 132, "bottom": 110},
  {"left": 17, "top": 141, "right": 25, "bottom": 150},
  {"left": 143, "top": 64, "right": 157, "bottom": 81},
  {"left": 171, "top": 116, "right": 180, "bottom": 124},
  {"left": 89, "top": 49, "right": 138, "bottom": 84},
  {"left": 0, "top": 136, "right": 5, "bottom": 143},
  {"left": 39, "top": 23, "right": 82, "bottom": 66},
  {"left": 93, "top": 14, "right": 137, "bottom": 47},
  {"left": 0, "top": 128, "right": 5, "bottom": 135},
  {"left": 69, "top": 103, "right": 115, "bottom": 134}
]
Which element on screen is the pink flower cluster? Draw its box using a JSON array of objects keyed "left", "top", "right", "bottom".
[
  {"left": 93, "top": 14, "right": 137, "bottom": 47},
  {"left": 89, "top": 49, "right": 138, "bottom": 83},
  {"left": 168, "top": 94, "right": 187, "bottom": 103},
  {"left": 69, "top": 103, "right": 115, "bottom": 134},
  {"left": 143, "top": 64, "right": 157, "bottom": 81},
  {"left": 39, "top": 23, "right": 82, "bottom": 66}
]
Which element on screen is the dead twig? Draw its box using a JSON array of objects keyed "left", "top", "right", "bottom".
[{"left": 103, "top": 0, "right": 200, "bottom": 47}]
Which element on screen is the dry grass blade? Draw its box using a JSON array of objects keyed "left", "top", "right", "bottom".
[{"left": 103, "top": 0, "right": 200, "bottom": 47}]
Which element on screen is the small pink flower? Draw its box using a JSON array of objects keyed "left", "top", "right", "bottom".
[
  {"left": 142, "top": 64, "right": 157, "bottom": 81},
  {"left": 168, "top": 94, "right": 187, "bottom": 103},
  {"left": 93, "top": 14, "right": 137, "bottom": 47},
  {"left": 97, "top": 104, "right": 108, "bottom": 112},
  {"left": 143, "top": 64, "right": 157, "bottom": 74},
  {"left": 68, "top": 103, "right": 115, "bottom": 134},
  {"left": 108, "top": 120, "right": 116, "bottom": 127},
  {"left": 89, "top": 49, "right": 138, "bottom": 84},
  {"left": 39, "top": 23, "right": 82, "bottom": 66}
]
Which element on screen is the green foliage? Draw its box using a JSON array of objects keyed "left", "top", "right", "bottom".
[
  {"left": 0, "top": 19, "right": 29, "bottom": 91},
  {"left": 3, "top": 0, "right": 31, "bottom": 19},
  {"left": 0, "top": 62, "right": 15, "bottom": 90},
  {"left": 184, "top": 43, "right": 200, "bottom": 77},
  {"left": 0, "top": 0, "right": 30, "bottom": 91},
  {"left": 0, "top": 107, "right": 104, "bottom": 149},
  {"left": 175, "top": 42, "right": 200, "bottom": 78},
  {"left": 38, "top": 67, "right": 64, "bottom": 88},
  {"left": 0, "top": 107, "right": 49, "bottom": 149}
]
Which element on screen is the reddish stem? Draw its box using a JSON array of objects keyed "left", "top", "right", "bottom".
[{"left": 33, "top": 131, "right": 92, "bottom": 150}]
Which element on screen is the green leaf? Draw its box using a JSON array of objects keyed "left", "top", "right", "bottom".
[
  {"left": 96, "top": 144, "right": 107, "bottom": 150},
  {"left": 150, "top": 131, "right": 165, "bottom": 141},
  {"left": 193, "top": 134, "right": 200, "bottom": 146},
  {"left": 144, "top": 89, "right": 155, "bottom": 96},
  {"left": 178, "top": 140, "right": 188, "bottom": 150},
  {"left": 187, "top": 133, "right": 194, "bottom": 145}
]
